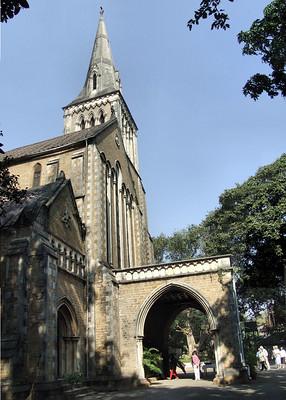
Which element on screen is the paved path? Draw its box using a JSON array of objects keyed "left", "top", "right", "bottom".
[{"left": 77, "top": 369, "right": 286, "bottom": 400}]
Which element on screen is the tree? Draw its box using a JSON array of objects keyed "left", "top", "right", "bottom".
[
  {"left": 153, "top": 154, "right": 286, "bottom": 322},
  {"left": 188, "top": 0, "right": 234, "bottom": 31},
  {"left": 169, "top": 309, "right": 214, "bottom": 360},
  {"left": 202, "top": 153, "right": 286, "bottom": 321},
  {"left": 1, "top": 0, "right": 29, "bottom": 23},
  {"left": 153, "top": 233, "right": 169, "bottom": 263},
  {"left": 188, "top": 0, "right": 286, "bottom": 100},
  {"left": 142, "top": 347, "right": 163, "bottom": 378},
  {"left": 153, "top": 225, "right": 204, "bottom": 263},
  {"left": 0, "top": 132, "right": 26, "bottom": 213}
]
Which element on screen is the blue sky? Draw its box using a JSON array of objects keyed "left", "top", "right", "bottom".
[{"left": 0, "top": 0, "right": 285, "bottom": 237}]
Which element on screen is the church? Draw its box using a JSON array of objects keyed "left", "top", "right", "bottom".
[{"left": 1, "top": 9, "right": 244, "bottom": 399}]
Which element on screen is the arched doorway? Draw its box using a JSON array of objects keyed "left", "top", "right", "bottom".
[
  {"left": 57, "top": 301, "right": 79, "bottom": 377},
  {"left": 135, "top": 283, "right": 219, "bottom": 379}
]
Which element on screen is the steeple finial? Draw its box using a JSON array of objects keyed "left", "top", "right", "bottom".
[{"left": 100, "top": 6, "right": 104, "bottom": 16}]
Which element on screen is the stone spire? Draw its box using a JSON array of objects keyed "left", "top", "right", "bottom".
[
  {"left": 63, "top": 9, "right": 139, "bottom": 172},
  {"left": 78, "top": 7, "right": 121, "bottom": 101}
]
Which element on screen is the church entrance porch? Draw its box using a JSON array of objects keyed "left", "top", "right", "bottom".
[{"left": 115, "top": 255, "right": 244, "bottom": 383}]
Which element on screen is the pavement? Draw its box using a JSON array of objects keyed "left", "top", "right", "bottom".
[{"left": 73, "top": 368, "right": 286, "bottom": 400}]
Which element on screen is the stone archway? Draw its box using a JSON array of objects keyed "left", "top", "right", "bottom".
[
  {"left": 57, "top": 300, "right": 79, "bottom": 377},
  {"left": 115, "top": 255, "right": 244, "bottom": 382},
  {"left": 135, "top": 282, "right": 220, "bottom": 379}
]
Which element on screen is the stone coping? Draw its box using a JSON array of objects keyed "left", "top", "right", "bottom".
[{"left": 114, "top": 255, "right": 232, "bottom": 283}]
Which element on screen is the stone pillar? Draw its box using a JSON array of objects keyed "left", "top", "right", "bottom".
[
  {"left": 1, "top": 238, "right": 30, "bottom": 385},
  {"left": 26, "top": 237, "right": 58, "bottom": 382},
  {"left": 136, "top": 336, "right": 145, "bottom": 380},
  {"left": 213, "top": 271, "right": 243, "bottom": 383}
]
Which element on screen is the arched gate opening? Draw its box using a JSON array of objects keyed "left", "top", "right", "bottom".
[{"left": 136, "top": 283, "right": 220, "bottom": 379}]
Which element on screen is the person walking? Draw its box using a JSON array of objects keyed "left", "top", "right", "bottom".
[
  {"left": 272, "top": 346, "right": 282, "bottom": 369},
  {"left": 169, "top": 354, "right": 179, "bottom": 380},
  {"left": 259, "top": 346, "right": 270, "bottom": 370},
  {"left": 192, "top": 350, "right": 201, "bottom": 380},
  {"left": 257, "top": 347, "right": 268, "bottom": 371},
  {"left": 280, "top": 347, "right": 286, "bottom": 368}
]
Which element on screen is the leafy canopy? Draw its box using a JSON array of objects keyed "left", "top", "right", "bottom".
[
  {"left": 153, "top": 225, "right": 204, "bottom": 264},
  {"left": 188, "top": 0, "right": 286, "bottom": 99},
  {"left": 153, "top": 154, "right": 286, "bottom": 319},
  {"left": 1, "top": 0, "right": 29, "bottom": 23},
  {"left": 0, "top": 132, "right": 26, "bottom": 214}
]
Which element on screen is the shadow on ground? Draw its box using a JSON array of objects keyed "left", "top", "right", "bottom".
[{"left": 74, "top": 369, "right": 286, "bottom": 400}]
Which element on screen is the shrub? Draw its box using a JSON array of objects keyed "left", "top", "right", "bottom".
[
  {"left": 143, "top": 347, "right": 163, "bottom": 378},
  {"left": 63, "top": 372, "right": 84, "bottom": 386}
]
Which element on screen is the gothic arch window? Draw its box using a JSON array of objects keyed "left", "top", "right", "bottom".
[
  {"left": 127, "top": 193, "right": 135, "bottom": 267},
  {"left": 99, "top": 110, "right": 105, "bottom": 124},
  {"left": 116, "top": 163, "right": 123, "bottom": 268},
  {"left": 93, "top": 73, "right": 97, "bottom": 90},
  {"left": 57, "top": 301, "right": 79, "bottom": 377},
  {"left": 100, "top": 152, "right": 106, "bottom": 163},
  {"left": 105, "top": 162, "right": 112, "bottom": 264},
  {"left": 111, "top": 168, "right": 117, "bottom": 266},
  {"left": 80, "top": 117, "right": 85, "bottom": 130},
  {"left": 90, "top": 114, "right": 95, "bottom": 127},
  {"left": 32, "top": 163, "right": 42, "bottom": 187}
]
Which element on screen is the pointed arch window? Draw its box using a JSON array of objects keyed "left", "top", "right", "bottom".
[
  {"left": 90, "top": 115, "right": 95, "bottom": 127},
  {"left": 57, "top": 302, "right": 79, "bottom": 377},
  {"left": 32, "top": 163, "right": 42, "bottom": 187},
  {"left": 80, "top": 118, "right": 85, "bottom": 130},
  {"left": 93, "top": 73, "right": 97, "bottom": 90},
  {"left": 99, "top": 110, "right": 105, "bottom": 124}
]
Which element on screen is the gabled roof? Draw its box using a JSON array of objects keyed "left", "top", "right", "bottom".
[
  {"left": 0, "top": 176, "right": 69, "bottom": 228},
  {"left": 2, "top": 118, "right": 117, "bottom": 162}
]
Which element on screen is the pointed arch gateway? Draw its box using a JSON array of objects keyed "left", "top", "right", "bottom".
[{"left": 135, "top": 282, "right": 220, "bottom": 379}]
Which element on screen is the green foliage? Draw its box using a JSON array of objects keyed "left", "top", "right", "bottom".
[
  {"left": 238, "top": 0, "right": 286, "bottom": 99},
  {"left": 0, "top": 157, "right": 27, "bottom": 212},
  {"left": 153, "top": 233, "right": 169, "bottom": 263},
  {"left": 242, "top": 328, "right": 259, "bottom": 379},
  {"left": 168, "top": 319, "right": 188, "bottom": 354},
  {"left": 244, "top": 347, "right": 258, "bottom": 379},
  {"left": 153, "top": 154, "right": 286, "bottom": 320},
  {"left": 0, "top": 133, "right": 27, "bottom": 213},
  {"left": 153, "top": 225, "right": 204, "bottom": 263},
  {"left": 188, "top": 1, "right": 286, "bottom": 100},
  {"left": 188, "top": 0, "right": 234, "bottom": 31},
  {"left": 1, "top": 0, "right": 30, "bottom": 23},
  {"left": 169, "top": 309, "right": 214, "bottom": 360},
  {"left": 202, "top": 154, "right": 286, "bottom": 317},
  {"left": 143, "top": 347, "right": 163, "bottom": 378},
  {"left": 63, "top": 372, "right": 84, "bottom": 386}
]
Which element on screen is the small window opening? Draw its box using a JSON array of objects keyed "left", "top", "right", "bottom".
[
  {"left": 80, "top": 118, "right": 85, "bottom": 130},
  {"left": 33, "top": 163, "right": 42, "bottom": 188},
  {"left": 99, "top": 110, "right": 105, "bottom": 124},
  {"left": 90, "top": 115, "right": 95, "bottom": 127},
  {"left": 93, "top": 73, "right": 97, "bottom": 90}
]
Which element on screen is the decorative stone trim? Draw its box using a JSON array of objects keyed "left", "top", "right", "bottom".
[
  {"left": 65, "top": 93, "right": 119, "bottom": 117},
  {"left": 114, "top": 255, "right": 231, "bottom": 283},
  {"left": 50, "top": 238, "right": 86, "bottom": 279}
]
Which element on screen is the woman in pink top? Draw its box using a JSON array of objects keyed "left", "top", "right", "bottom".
[{"left": 192, "top": 350, "right": 201, "bottom": 380}]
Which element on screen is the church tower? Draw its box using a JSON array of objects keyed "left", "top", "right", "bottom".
[{"left": 63, "top": 8, "right": 139, "bottom": 171}]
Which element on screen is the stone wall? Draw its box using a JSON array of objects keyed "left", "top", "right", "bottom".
[
  {"left": 1, "top": 221, "right": 87, "bottom": 396},
  {"left": 114, "top": 256, "right": 243, "bottom": 380}
]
